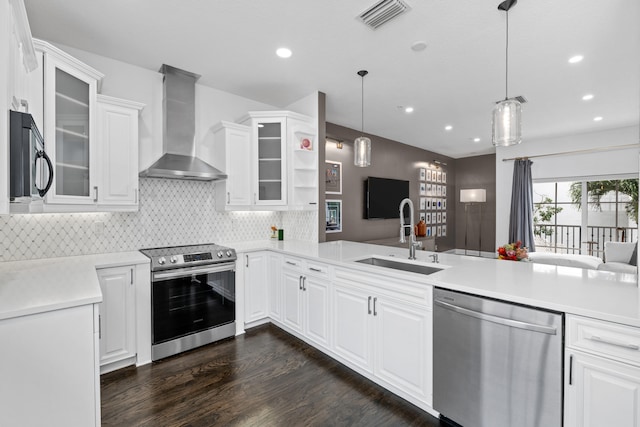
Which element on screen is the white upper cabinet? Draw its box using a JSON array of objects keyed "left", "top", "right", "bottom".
[
  {"left": 213, "top": 111, "right": 317, "bottom": 212},
  {"left": 38, "top": 39, "right": 103, "bottom": 206},
  {"left": 212, "top": 121, "right": 252, "bottom": 209},
  {"left": 27, "top": 39, "right": 144, "bottom": 212},
  {"left": 96, "top": 95, "right": 144, "bottom": 209}
]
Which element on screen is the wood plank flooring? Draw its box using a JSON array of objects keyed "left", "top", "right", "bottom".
[{"left": 101, "top": 324, "right": 442, "bottom": 426}]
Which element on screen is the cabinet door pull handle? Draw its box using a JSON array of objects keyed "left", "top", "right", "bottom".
[
  {"left": 254, "top": 193, "right": 257, "bottom": 204},
  {"left": 130, "top": 268, "right": 134, "bottom": 285},
  {"left": 309, "top": 267, "right": 322, "bottom": 272},
  {"left": 286, "top": 261, "right": 297, "bottom": 266},
  {"left": 299, "top": 276, "right": 303, "bottom": 290},
  {"left": 587, "top": 334, "right": 640, "bottom": 350},
  {"left": 98, "top": 314, "right": 102, "bottom": 340},
  {"left": 569, "top": 354, "right": 573, "bottom": 385},
  {"left": 93, "top": 186, "right": 99, "bottom": 202},
  {"left": 245, "top": 255, "right": 249, "bottom": 268},
  {"left": 227, "top": 192, "right": 230, "bottom": 204},
  {"left": 373, "top": 297, "right": 378, "bottom": 316},
  {"left": 368, "top": 296, "right": 372, "bottom": 315},
  {"left": 302, "top": 277, "right": 306, "bottom": 291}
]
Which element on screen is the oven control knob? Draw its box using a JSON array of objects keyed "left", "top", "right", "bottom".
[
  {"left": 158, "top": 257, "right": 166, "bottom": 265},
  {"left": 217, "top": 251, "right": 224, "bottom": 258},
  {"left": 170, "top": 256, "right": 178, "bottom": 264},
  {"left": 226, "top": 250, "right": 232, "bottom": 257}
]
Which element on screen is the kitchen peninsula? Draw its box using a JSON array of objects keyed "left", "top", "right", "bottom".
[{"left": 1, "top": 240, "right": 639, "bottom": 426}]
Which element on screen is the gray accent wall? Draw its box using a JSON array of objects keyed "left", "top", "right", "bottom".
[
  {"left": 321, "top": 123, "right": 456, "bottom": 252},
  {"left": 455, "top": 154, "right": 496, "bottom": 254}
]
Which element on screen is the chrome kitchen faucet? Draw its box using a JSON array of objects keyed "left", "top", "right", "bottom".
[{"left": 399, "top": 198, "right": 421, "bottom": 260}]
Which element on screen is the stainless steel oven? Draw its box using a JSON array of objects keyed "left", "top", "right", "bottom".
[{"left": 140, "top": 244, "right": 237, "bottom": 361}]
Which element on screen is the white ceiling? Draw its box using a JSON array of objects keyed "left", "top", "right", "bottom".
[{"left": 24, "top": 0, "right": 640, "bottom": 158}]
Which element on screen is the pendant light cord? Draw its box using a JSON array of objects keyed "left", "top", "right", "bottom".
[
  {"left": 361, "top": 75, "right": 365, "bottom": 132},
  {"left": 505, "top": 10, "right": 509, "bottom": 100}
]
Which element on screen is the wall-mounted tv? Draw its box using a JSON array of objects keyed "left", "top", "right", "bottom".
[{"left": 364, "top": 176, "right": 410, "bottom": 219}]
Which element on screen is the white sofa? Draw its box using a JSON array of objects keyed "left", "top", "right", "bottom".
[{"left": 528, "top": 242, "right": 637, "bottom": 274}]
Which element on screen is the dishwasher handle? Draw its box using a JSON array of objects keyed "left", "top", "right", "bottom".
[{"left": 434, "top": 299, "right": 558, "bottom": 335}]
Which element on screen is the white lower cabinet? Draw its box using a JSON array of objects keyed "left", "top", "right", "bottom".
[
  {"left": 243, "top": 251, "right": 269, "bottom": 325},
  {"left": 267, "top": 252, "right": 283, "bottom": 321},
  {"left": 332, "top": 279, "right": 431, "bottom": 404},
  {"left": 97, "top": 265, "right": 136, "bottom": 373},
  {"left": 565, "top": 314, "right": 640, "bottom": 427},
  {"left": 565, "top": 350, "right": 640, "bottom": 427},
  {"left": 303, "top": 274, "right": 330, "bottom": 348},
  {"left": 245, "top": 254, "right": 433, "bottom": 411},
  {"left": 281, "top": 257, "right": 330, "bottom": 348},
  {"left": 375, "top": 297, "right": 431, "bottom": 401},
  {"left": 333, "top": 283, "right": 374, "bottom": 371},
  {"left": 0, "top": 304, "right": 100, "bottom": 426},
  {"left": 282, "top": 267, "right": 304, "bottom": 333}
]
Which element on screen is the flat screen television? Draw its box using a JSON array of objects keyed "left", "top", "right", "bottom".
[{"left": 364, "top": 176, "right": 410, "bottom": 219}]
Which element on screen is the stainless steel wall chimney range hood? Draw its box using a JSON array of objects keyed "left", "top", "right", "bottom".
[{"left": 139, "top": 64, "right": 227, "bottom": 181}]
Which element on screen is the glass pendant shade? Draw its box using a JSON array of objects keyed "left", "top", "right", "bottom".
[
  {"left": 354, "top": 136, "right": 371, "bottom": 167},
  {"left": 492, "top": 98, "right": 522, "bottom": 147}
]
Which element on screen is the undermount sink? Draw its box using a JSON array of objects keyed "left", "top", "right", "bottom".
[{"left": 355, "top": 257, "right": 443, "bottom": 275}]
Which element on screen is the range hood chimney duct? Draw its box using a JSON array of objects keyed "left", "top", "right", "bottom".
[{"left": 139, "top": 64, "right": 227, "bottom": 181}]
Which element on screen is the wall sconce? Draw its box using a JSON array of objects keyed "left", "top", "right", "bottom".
[
  {"left": 326, "top": 137, "right": 343, "bottom": 149},
  {"left": 460, "top": 189, "right": 487, "bottom": 256},
  {"left": 433, "top": 160, "right": 448, "bottom": 169}
]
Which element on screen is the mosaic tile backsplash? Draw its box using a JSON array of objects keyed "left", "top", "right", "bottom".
[{"left": 0, "top": 178, "right": 318, "bottom": 262}]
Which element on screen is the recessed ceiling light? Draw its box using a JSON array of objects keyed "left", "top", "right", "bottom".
[
  {"left": 582, "top": 94, "right": 594, "bottom": 101},
  {"left": 593, "top": 116, "right": 603, "bottom": 122},
  {"left": 411, "top": 41, "right": 428, "bottom": 52},
  {"left": 445, "top": 125, "right": 453, "bottom": 131},
  {"left": 276, "top": 47, "right": 292, "bottom": 58},
  {"left": 405, "top": 107, "right": 414, "bottom": 113},
  {"left": 568, "top": 55, "right": 584, "bottom": 64},
  {"left": 473, "top": 137, "right": 481, "bottom": 143}
]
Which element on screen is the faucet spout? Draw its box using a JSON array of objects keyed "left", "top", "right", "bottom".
[{"left": 399, "top": 198, "right": 421, "bottom": 260}]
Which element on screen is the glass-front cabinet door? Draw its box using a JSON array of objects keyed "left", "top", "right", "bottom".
[
  {"left": 255, "top": 118, "right": 286, "bottom": 205},
  {"left": 43, "top": 51, "right": 100, "bottom": 205}
]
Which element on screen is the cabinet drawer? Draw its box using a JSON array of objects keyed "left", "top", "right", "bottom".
[
  {"left": 334, "top": 267, "right": 431, "bottom": 309},
  {"left": 283, "top": 256, "right": 304, "bottom": 270},
  {"left": 567, "top": 315, "right": 640, "bottom": 366},
  {"left": 306, "top": 261, "right": 329, "bottom": 277}
]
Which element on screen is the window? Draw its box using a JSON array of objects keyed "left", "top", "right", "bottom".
[{"left": 533, "top": 178, "right": 638, "bottom": 256}]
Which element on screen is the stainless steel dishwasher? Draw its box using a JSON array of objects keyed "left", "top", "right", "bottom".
[{"left": 433, "top": 288, "right": 563, "bottom": 427}]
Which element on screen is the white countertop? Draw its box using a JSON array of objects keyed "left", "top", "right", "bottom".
[
  {"left": 0, "top": 251, "right": 149, "bottom": 321},
  {"left": 3, "top": 239, "right": 638, "bottom": 328},
  {"left": 226, "top": 239, "right": 640, "bottom": 328}
]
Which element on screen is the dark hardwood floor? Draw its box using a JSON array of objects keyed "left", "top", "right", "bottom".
[{"left": 101, "top": 324, "right": 443, "bottom": 426}]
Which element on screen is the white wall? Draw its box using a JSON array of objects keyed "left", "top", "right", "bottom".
[
  {"left": 496, "top": 126, "right": 640, "bottom": 246},
  {"left": 0, "top": 41, "right": 321, "bottom": 262},
  {"left": 55, "top": 43, "right": 280, "bottom": 171},
  {"left": 0, "top": 0, "right": 11, "bottom": 215}
]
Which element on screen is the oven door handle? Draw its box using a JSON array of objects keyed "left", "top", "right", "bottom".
[{"left": 153, "top": 263, "right": 236, "bottom": 281}]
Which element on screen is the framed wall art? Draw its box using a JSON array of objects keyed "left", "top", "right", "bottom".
[
  {"left": 325, "top": 200, "right": 342, "bottom": 233},
  {"left": 325, "top": 161, "right": 342, "bottom": 194}
]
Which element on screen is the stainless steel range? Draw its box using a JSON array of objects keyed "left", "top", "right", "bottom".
[{"left": 140, "top": 243, "right": 237, "bottom": 361}]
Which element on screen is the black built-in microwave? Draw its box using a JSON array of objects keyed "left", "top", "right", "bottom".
[{"left": 9, "top": 110, "right": 53, "bottom": 202}]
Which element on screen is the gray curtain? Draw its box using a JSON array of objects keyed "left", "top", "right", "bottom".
[{"left": 509, "top": 159, "right": 536, "bottom": 251}]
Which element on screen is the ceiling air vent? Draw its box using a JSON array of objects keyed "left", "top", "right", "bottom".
[{"left": 359, "top": 0, "right": 411, "bottom": 29}]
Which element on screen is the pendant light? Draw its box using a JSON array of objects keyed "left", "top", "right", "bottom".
[
  {"left": 492, "top": 0, "right": 522, "bottom": 147},
  {"left": 354, "top": 70, "right": 371, "bottom": 167}
]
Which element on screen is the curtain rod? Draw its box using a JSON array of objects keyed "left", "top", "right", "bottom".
[{"left": 501, "top": 143, "right": 640, "bottom": 162}]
